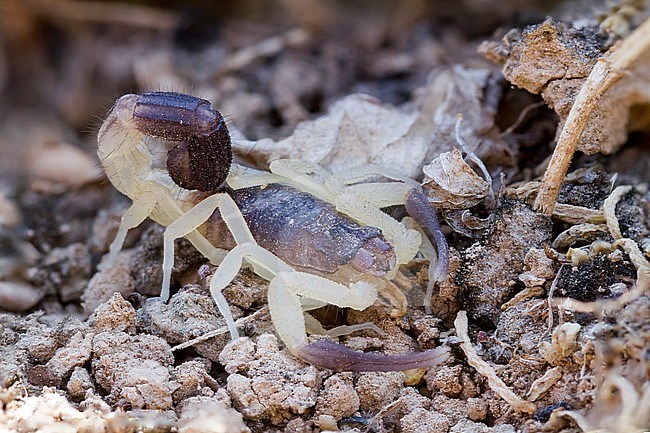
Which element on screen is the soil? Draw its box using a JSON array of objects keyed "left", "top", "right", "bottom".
[{"left": 1, "top": 1, "right": 649, "bottom": 432}]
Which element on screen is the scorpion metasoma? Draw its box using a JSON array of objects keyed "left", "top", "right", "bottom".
[{"left": 97, "top": 91, "right": 450, "bottom": 371}]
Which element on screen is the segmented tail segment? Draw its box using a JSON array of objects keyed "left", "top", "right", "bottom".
[
  {"left": 133, "top": 92, "right": 233, "bottom": 193},
  {"left": 298, "top": 339, "right": 450, "bottom": 372}
]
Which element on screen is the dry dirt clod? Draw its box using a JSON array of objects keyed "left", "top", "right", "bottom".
[
  {"left": 354, "top": 371, "right": 404, "bottom": 412},
  {"left": 459, "top": 199, "right": 552, "bottom": 325},
  {"left": 450, "top": 418, "right": 517, "bottom": 433},
  {"left": 83, "top": 248, "right": 137, "bottom": 315},
  {"left": 315, "top": 372, "right": 359, "bottom": 421},
  {"left": 91, "top": 330, "right": 175, "bottom": 410},
  {"left": 177, "top": 397, "right": 251, "bottom": 433},
  {"left": 220, "top": 334, "right": 321, "bottom": 426},
  {"left": 399, "top": 407, "right": 451, "bottom": 433},
  {"left": 171, "top": 359, "right": 212, "bottom": 403},
  {"left": 26, "top": 242, "right": 92, "bottom": 303},
  {"left": 32, "top": 331, "right": 93, "bottom": 387},
  {"left": 88, "top": 292, "right": 137, "bottom": 334},
  {"left": 480, "top": 18, "right": 603, "bottom": 114},
  {"left": 66, "top": 366, "right": 95, "bottom": 402},
  {"left": 138, "top": 287, "right": 232, "bottom": 362},
  {"left": 483, "top": 15, "right": 650, "bottom": 216}
]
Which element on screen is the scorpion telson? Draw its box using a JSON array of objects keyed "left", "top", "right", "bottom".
[{"left": 98, "top": 91, "right": 450, "bottom": 372}]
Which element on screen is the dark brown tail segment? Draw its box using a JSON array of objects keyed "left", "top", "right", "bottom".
[{"left": 131, "top": 91, "right": 233, "bottom": 193}]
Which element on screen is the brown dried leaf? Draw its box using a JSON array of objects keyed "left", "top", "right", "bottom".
[
  {"left": 422, "top": 149, "right": 490, "bottom": 210},
  {"left": 526, "top": 366, "right": 562, "bottom": 401}
]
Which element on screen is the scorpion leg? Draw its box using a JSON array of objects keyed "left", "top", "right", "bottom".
[
  {"left": 100, "top": 192, "right": 157, "bottom": 270},
  {"left": 268, "top": 159, "right": 336, "bottom": 202},
  {"left": 207, "top": 243, "right": 448, "bottom": 372},
  {"left": 303, "top": 314, "right": 384, "bottom": 338},
  {"left": 207, "top": 242, "right": 293, "bottom": 340},
  {"left": 268, "top": 271, "right": 379, "bottom": 350},
  {"left": 331, "top": 164, "right": 420, "bottom": 187},
  {"left": 161, "top": 192, "right": 256, "bottom": 301},
  {"left": 268, "top": 271, "right": 450, "bottom": 371},
  {"left": 227, "top": 164, "right": 284, "bottom": 190},
  {"left": 335, "top": 191, "right": 421, "bottom": 265}
]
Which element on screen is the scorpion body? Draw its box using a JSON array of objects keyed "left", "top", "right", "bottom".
[{"left": 98, "top": 91, "right": 450, "bottom": 371}]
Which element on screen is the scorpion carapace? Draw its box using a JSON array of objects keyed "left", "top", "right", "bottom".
[{"left": 98, "top": 91, "right": 450, "bottom": 372}]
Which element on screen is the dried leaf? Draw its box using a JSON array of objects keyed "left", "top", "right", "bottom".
[
  {"left": 233, "top": 66, "right": 513, "bottom": 179},
  {"left": 527, "top": 366, "right": 562, "bottom": 401},
  {"left": 422, "top": 149, "right": 490, "bottom": 210}
]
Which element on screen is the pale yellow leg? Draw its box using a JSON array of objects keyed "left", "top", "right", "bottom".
[
  {"left": 100, "top": 192, "right": 157, "bottom": 271},
  {"left": 344, "top": 182, "right": 412, "bottom": 208},
  {"left": 335, "top": 191, "right": 421, "bottom": 265},
  {"left": 161, "top": 193, "right": 255, "bottom": 301},
  {"left": 227, "top": 163, "right": 285, "bottom": 190},
  {"left": 331, "top": 163, "right": 419, "bottom": 187},
  {"left": 208, "top": 242, "right": 294, "bottom": 339},
  {"left": 304, "top": 314, "right": 384, "bottom": 337},
  {"left": 269, "top": 159, "right": 336, "bottom": 203},
  {"left": 268, "top": 271, "right": 380, "bottom": 354}
]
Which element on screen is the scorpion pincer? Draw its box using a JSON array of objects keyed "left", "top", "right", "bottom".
[{"left": 97, "top": 91, "right": 450, "bottom": 371}]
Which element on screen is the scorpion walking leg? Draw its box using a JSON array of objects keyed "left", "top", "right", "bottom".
[
  {"left": 331, "top": 164, "right": 420, "bottom": 187},
  {"left": 303, "top": 314, "right": 384, "bottom": 337},
  {"left": 268, "top": 159, "right": 336, "bottom": 202},
  {"left": 268, "top": 271, "right": 450, "bottom": 371},
  {"left": 204, "top": 242, "right": 446, "bottom": 372},
  {"left": 268, "top": 272, "right": 379, "bottom": 350},
  {"left": 208, "top": 242, "right": 293, "bottom": 340},
  {"left": 101, "top": 192, "right": 157, "bottom": 270},
  {"left": 161, "top": 193, "right": 256, "bottom": 301},
  {"left": 336, "top": 191, "right": 421, "bottom": 265}
]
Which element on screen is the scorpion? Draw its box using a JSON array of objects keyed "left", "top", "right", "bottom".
[{"left": 97, "top": 91, "right": 450, "bottom": 371}]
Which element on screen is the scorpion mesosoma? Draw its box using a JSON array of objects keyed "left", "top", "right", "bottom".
[{"left": 97, "top": 91, "right": 450, "bottom": 371}]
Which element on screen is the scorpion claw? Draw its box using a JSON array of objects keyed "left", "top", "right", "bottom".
[{"left": 296, "top": 339, "right": 450, "bottom": 372}]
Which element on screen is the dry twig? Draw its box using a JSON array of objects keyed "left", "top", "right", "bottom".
[{"left": 534, "top": 16, "right": 650, "bottom": 215}]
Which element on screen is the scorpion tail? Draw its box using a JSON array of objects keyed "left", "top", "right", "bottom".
[{"left": 297, "top": 339, "right": 450, "bottom": 372}]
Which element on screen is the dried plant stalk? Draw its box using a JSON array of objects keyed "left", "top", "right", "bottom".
[
  {"left": 534, "top": 16, "right": 650, "bottom": 215},
  {"left": 455, "top": 311, "right": 536, "bottom": 413}
]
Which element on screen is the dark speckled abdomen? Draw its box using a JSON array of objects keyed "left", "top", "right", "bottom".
[{"left": 206, "top": 184, "right": 396, "bottom": 276}]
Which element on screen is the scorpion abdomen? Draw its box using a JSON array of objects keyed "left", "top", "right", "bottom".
[{"left": 206, "top": 184, "right": 396, "bottom": 277}]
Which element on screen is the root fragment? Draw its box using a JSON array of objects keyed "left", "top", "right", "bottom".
[{"left": 454, "top": 311, "right": 536, "bottom": 414}]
